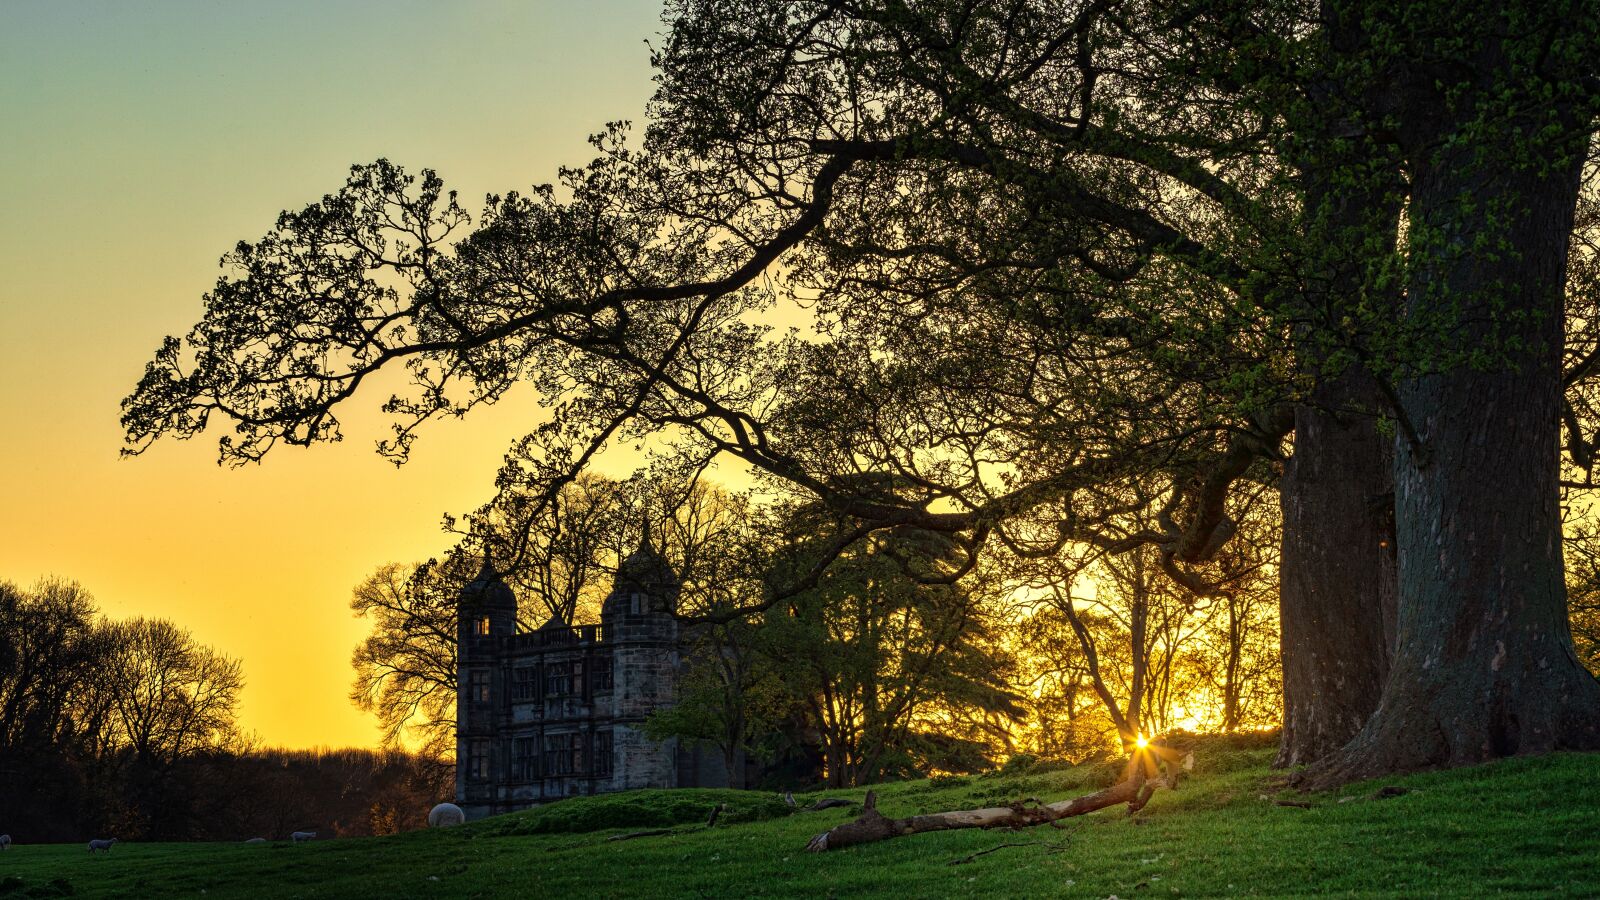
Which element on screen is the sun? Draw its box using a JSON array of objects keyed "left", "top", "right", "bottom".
[{"left": 1134, "top": 735, "right": 1150, "bottom": 749}]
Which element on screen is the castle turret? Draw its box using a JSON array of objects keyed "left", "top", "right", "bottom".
[
  {"left": 456, "top": 559, "right": 516, "bottom": 818},
  {"left": 602, "top": 523, "right": 681, "bottom": 627},
  {"left": 600, "top": 525, "right": 681, "bottom": 789},
  {"left": 459, "top": 559, "right": 518, "bottom": 647}
]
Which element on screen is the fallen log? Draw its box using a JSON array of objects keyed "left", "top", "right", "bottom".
[{"left": 805, "top": 750, "right": 1191, "bottom": 852}]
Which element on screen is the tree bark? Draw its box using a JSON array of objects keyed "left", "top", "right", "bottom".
[
  {"left": 1276, "top": 60, "right": 1404, "bottom": 764},
  {"left": 1277, "top": 372, "right": 1397, "bottom": 766},
  {"left": 1301, "top": 48, "right": 1600, "bottom": 784},
  {"left": 1273, "top": 0, "right": 1411, "bottom": 765}
]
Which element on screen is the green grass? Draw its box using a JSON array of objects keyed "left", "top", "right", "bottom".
[{"left": 4, "top": 746, "right": 1598, "bottom": 898}]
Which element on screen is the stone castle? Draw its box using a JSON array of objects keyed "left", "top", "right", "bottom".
[{"left": 453, "top": 529, "right": 729, "bottom": 819}]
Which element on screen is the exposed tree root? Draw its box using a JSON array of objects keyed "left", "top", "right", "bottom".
[
  {"left": 805, "top": 749, "right": 1192, "bottom": 852},
  {"left": 1289, "top": 663, "right": 1600, "bottom": 791}
]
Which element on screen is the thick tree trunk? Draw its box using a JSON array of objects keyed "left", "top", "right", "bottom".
[
  {"left": 1302, "top": 93, "right": 1600, "bottom": 786},
  {"left": 1274, "top": 1, "right": 1410, "bottom": 764},
  {"left": 1276, "top": 372, "right": 1397, "bottom": 766},
  {"left": 1276, "top": 63, "right": 1404, "bottom": 764}
]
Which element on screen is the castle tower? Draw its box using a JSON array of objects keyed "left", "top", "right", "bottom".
[
  {"left": 599, "top": 524, "right": 681, "bottom": 790},
  {"left": 455, "top": 559, "right": 517, "bottom": 818}
]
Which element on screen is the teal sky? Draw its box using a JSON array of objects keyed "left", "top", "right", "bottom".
[{"left": 0, "top": 1, "right": 667, "bottom": 748}]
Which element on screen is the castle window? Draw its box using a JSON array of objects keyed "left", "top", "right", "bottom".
[
  {"left": 474, "top": 616, "right": 491, "bottom": 636},
  {"left": 591, "top": 659, "right": 614, "bottom": 692},
  {"left": 543, "top": 733, "right": 582, "bottom": 776},
  {"left": 512, "top": 666, "right": 537, "bottom": 701},
  {"left": 545, "top": 662, "right": 571, "bottom": 697},
  {"left": 512, "top": 736, "right": 537, "bottom": 781},
  {"left": 630, "top": 591, "right": 645, "bottom": 614},
  {"left": 545, "top": 660, "right": 582, "bottom": 697},
  {"left": 467, "top": 739, "right": 491, "bottom": 780},
  {"left": 469, "top": 669, "right": 491, "bottom": 703},
  {"left": 593, "top": 731, "right": 614, "bottom": 777}
]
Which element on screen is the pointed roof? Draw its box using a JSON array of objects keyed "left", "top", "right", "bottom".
[
  {"left": 469, "top": 557, "right": 498, "bottom": 585},
  {"left": 461, "top": 557, "right": 516, "bottom": 608},
  {"left": 615, "top": 521, "right": 679, "bottom": 588}
]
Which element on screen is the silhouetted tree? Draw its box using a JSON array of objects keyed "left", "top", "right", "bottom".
[
  {"left": 1006, "top": 476, "right": 1281, "bottom": 757},
  {"left": 0, "top": 579, "right": 110, "bottom": 759},
  {"left": 467, "top": 472, "right": 635, "bottom": 627},
  {"left": 0, "top": 579, "right": 251, "bottom": 840},
  {"left": 349, "top": 560, "right": 464, "bottom": 757},
  {"left": 1192, "top": 527, "right": 1282, "bottom": 735},
  {"left": 763, "top": 498, "right": 1024, "bottom": 786},
  {"left": 0, "top": 579, "right": 117, "bottom": 840},
  {"left": 105, "top": 618, "right": 244, "bottom": 770},
  {"left": 101, "top": 617, "right": 244, "bottom": 837}
]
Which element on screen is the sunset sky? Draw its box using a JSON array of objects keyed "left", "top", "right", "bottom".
[{"left": 0, "top": 1, "right": 667, "bottom": 749}]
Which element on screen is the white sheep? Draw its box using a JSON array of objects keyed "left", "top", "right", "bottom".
[
  {"left": 243, "top": 837, "right": 267, "bottom": 844},
  {"left": 0, "top": 834, "right": 11, "bottom": 850},
  {"left": 87, "top": 838, "right": 118, "bottom": 853},
  {"left": 290, "top": 831, "right": 317, "bottom": 843},
  {"left": 427, "top": 803, "right": 465, "bottom": 828}
]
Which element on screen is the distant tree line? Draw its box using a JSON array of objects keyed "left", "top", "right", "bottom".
[{"left": 0, "top": 578, "right": 448, "bottom": 843}]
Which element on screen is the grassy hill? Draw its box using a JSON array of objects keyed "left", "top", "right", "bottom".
[{"left": 3, "top": 741, "right": 1597, "bottom": 898}]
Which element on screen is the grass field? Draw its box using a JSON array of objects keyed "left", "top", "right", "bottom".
[{"left": 3, "top": 740, "right": 1597, "bottom": 898}]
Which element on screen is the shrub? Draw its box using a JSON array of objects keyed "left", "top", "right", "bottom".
[
  {"left": 1026, "top": 757, "right": 1078, "bottom": 775},
  {"left": 1000, "top": 753, "right": 1038, "bottom": 776}
]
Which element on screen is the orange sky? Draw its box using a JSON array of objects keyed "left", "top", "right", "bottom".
[{"left": 0, "top": 1, "right": 668, "bottom": 749}]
